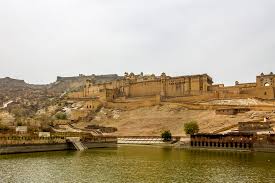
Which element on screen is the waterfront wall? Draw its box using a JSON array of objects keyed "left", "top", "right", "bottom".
[
  {"left": 189, "top": 133, "right": 254, "bottom": 151},
  {"left": 0, "top": 136, "right": 66, "bottom": 145},
  {"left": 0, "top": 135, "right": 117, "bottom": 155},
  {"left": 0, "top": 144, "right": 70, "bottom": 155},
  {"left": 186, "top": 133, "right": 275, "bottom": 153}
]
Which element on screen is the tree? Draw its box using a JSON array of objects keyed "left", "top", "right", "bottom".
[
  {"left": 55, "top": 112, "right": 67, "bottom": 120},
  {"left": 161, "top": 130, "right": 172, "bottom": 141},
  {"left": 184, "top": 121, "right": 199, "bottom": 135}
]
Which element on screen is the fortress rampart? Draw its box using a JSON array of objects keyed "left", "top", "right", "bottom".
[{"left": 68, "top": 72, "right": 275, "bottom": 101}]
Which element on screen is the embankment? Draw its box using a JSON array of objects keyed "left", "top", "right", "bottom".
[{"left": 0, "top": 135, "right": 117, "bottom": 155}]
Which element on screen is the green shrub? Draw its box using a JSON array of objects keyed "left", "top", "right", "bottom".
[
  {"left": 184, "top": 121, "right": 199, "bottom": 135},
  {"left": 161, "top": 130, "right": 172, "bottom": 141},
  {"left": 0, "top": 124, "right": 9, "bottom": 132},
  {"left": 55, "top": 112, "right": 67, "bottom": 120}
]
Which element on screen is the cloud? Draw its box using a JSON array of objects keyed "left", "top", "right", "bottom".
[{"left": 0, "top": 0, "right": 274, "bottom": 85}]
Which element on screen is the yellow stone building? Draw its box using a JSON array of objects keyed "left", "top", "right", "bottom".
[{"left": 68, "top": 72, "right": 275, "bottom": 101}]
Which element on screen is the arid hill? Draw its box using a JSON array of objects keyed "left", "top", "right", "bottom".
[
  {"left": 73, "top": 102, "right": 275, "bottom": 136},
  {"left": 0, "top": 77, "right": 47, "bottom": 104},
  {"left": 2, "top": 74, "right": 275, "bottom": 137},
  {"left": 47, "top": 74, "right": 121, "bottom": 94},
  {"left": 0, "top": 74, "right": 121, "bottom": 104},
  {"left": 0, "top": 74, "right": 121, "bottom": 132}
]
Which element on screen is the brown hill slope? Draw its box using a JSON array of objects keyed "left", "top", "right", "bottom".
[
  {"left": 0, "top": 74, "right": 121, "bottom": 104},
  {"left": 48, "top": 74, "right": 121, "bottom": 94},
  {"left": 0, "top": 77, "right": 47, "bottom": 104},
  {"left": 75, "top": 103, "right": 267, "bottom": 136}
]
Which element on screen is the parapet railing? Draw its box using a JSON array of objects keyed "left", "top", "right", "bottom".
[
  {"left": 0, "top": 136, "right": 67, "bottom": 146},
  {"left": 0, "top": 133, "right": 118, "bottom": 145}
]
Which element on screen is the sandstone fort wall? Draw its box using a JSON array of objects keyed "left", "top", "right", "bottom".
[{"left": 68, "top": 72, "right": 275, "bottom": 102}]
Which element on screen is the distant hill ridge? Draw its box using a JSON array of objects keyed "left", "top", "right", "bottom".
[
  {"left": 0, "top": 74, "right": 121, "bottom": 103},
  {"left": 56, "top": 74, "right": 120, "bottom": 82}
]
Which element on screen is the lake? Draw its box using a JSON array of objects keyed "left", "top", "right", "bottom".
[{"left": 0, "top": 145, "right": 275, "bottom": 183}]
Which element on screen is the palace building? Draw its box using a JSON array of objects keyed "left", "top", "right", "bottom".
[{"left": 68, "top": 72, "right": 275, "bottom": 101}]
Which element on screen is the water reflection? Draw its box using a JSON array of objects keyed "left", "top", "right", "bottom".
[{"left": 0, "top": 145, "right": 275, "bottom": 183}]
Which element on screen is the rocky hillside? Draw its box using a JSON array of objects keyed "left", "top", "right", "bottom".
[
  {"left": 0, "top": 74, "right": 121, "bottom": 104},
  {"left": 74, "top": 103, "right": 275, "bottom": 136},
  {"left": 0, "top": 74, "right": 121, "bottom": 131},
  {"left": 47, "top": 74, "right": 121, "bottom": 94},
  {"left": 0, "top": 77, "right": 48, "bottom": 105}
]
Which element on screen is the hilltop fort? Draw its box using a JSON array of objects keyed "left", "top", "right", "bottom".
[
  {"left": 68, "top": 72, "right": 275, "bottom": 101},
  {"left": 2, "top": 72, "right": 275, "bottom": 138}
]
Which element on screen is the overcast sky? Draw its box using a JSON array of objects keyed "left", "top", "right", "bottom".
[{"left": 0, "top": 0, "right": 275, "bottom": 85}]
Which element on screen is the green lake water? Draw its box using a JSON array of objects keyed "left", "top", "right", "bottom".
[{"left": 0, "top": 145, "right": 275, "bottom": 183}]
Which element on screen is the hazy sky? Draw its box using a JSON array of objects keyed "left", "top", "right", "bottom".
[{"left": 0, "top": 0, "right": 275, "bottom": 85}]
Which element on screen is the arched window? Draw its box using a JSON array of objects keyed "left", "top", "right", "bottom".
[{"left": 264, "top": 83, "right": 270, "bottom": 87}]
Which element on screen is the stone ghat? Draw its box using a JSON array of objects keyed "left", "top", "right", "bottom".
[
  {"left": 118, "top": 137, "right": 165, "bottom": 144},
  {"left": 117, "top": 136, "right": 181, "bottom": 145},
  {"left": 0, "top": 134, "right": 117, "bottom": 155}
]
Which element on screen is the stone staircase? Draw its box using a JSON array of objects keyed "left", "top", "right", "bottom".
[
  {"left": 117, "top": 137, "right": 165, "bottom": 144},
  {"left": 67, "top": 137, "right": 88, "bottom": 151}
]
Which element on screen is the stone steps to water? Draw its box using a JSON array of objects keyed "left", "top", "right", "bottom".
[
  {"left": 67, "top": 137, "right": 88, "bottom": 151},
  {"left": 117, "top": 137, "right": 165, "bottom": 144}
]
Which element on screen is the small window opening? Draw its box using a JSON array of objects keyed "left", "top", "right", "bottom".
[{"left": 264, "top": 83, "right": 270, "bottom": 87}]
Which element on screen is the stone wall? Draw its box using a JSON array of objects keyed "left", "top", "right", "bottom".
[
  {"left": 53, "top": 120, "right": 68, "bottom": 126},
  {"left": 84, "top": 100, "right": 102, "bottom": 111},
  {"left": 216, "top": 108, "right": 250, "bottom": 115},
  {"left": 129, "top": 80, "right": 161, "bottom": 97},
  {"left": 0, "top": 135, "right": 117, "bottom": 154},
  {"left": 0, "top": 136, "right": 66, "bottom": 145},
  {"left": 190, "top": 133, "right": 254, "bottom": 150},
  {"left": 189, "top": 133, "right": 275, "bottom": 153},
  {"left": 0, "top": 144, "right": 70, "bottom": 154},
  {"left": 68, "top": 72, "right": 275, "bottom": 102},
  {"left": 106, "top": 96, "right": 159, "bottom": 110},
  {"left": 238, "top": 122, "right": 271, "bottom": 131},
  {"left": 67, "top": 91, "right": 85, "bottom": 98}
]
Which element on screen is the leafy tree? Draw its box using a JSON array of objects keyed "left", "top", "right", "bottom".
[
  {"left": 55, "top": 112, "right": 67, "bottom": 120},
  {"left": 184, "top": 121, "right": 199, "bottom": 135},
  {"left": 161, "top": 130, "right": 172, "bottom": 141}
]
